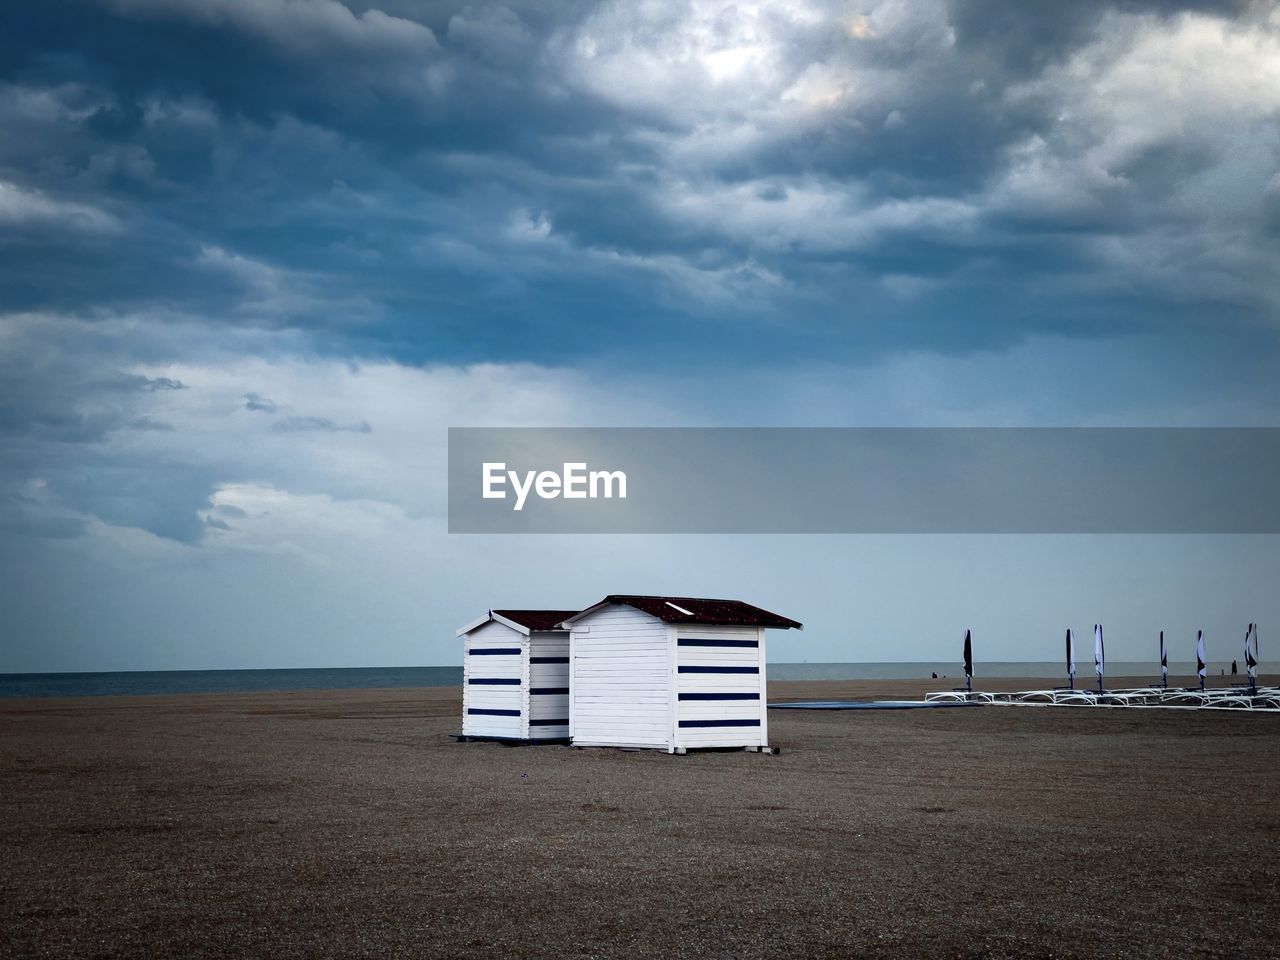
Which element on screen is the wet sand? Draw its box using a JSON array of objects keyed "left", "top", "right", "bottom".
[{"left": 2, "top": 678, "right": 1278, "bottom": 959}]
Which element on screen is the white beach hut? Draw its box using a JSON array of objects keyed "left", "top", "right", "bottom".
[
  {"left": 456, "top": 609, "right": 578, "bottom": 742},
  {"left": 559, "top": 595, "right": 803, "bottom": 754}
]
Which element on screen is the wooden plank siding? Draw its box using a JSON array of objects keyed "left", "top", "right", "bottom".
[
  {"left": 673, "top": 624, "right": 768, "bottom": 750},
  {"left": 527, "top": 631, "right": 570, "bottom": 740},
  {"left": 462, "top": 620, "right": 526, "bottom": 740},
  {"left": 569, "top": 604, "right": 672, "bottom": 750},
  {"left": 568, "top": 605, "right": 773, "bottom": 752}
]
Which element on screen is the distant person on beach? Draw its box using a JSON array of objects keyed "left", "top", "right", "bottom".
[
  {"left": 1232, "top": 660, "right": 1238, "bottom": 676},
  {"left": 932, "top": 672, "right": 938, "bottom": 679}
]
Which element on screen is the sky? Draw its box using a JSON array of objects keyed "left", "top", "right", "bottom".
[{"left": 2, "top": 0, "right": 1279, "bottom": 672}]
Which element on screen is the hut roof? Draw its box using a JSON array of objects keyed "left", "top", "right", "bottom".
[
  {"left": 457, "top": 609, "right": 579, "bottom": 637},
  {"left": 491, "top": 609, "right": 580, "bottom": 631},
  {"left": 563, "top": 596, "right": 802, "bottom": 630}
]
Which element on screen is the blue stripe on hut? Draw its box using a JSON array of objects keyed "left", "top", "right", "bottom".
[
  {"left": 560, "top": 595, "right": 802, "bottom": 755},
  {"left": 455, "top": 609, "right": 578, "bottom": 743}
]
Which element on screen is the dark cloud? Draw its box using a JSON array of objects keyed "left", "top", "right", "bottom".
[
  {"left": 242, "top": 392, "right": 277, "bottom": 412},
  {"left": 1, "top": 0, "right": 1272, "bottom": 370},
  {"left": 271, "top": 415, "right": 372, "bottom": 434},
  {"left": 241, "top": 391, "right": 372, "bottom": 433},
  {"left": 0, "top": 478, "right": 90, "bottom": 540},
  {"left": 946, "top": 0, "right": 1246, "bottom": 75},
  {"left": 127, "top": 416, "right": 176, "bottom": 430},
  {"left": 2, "top": 0, "right": 1279, "bottom": 550},
  {"left": 136, "top": 375, "right": 184, "bottom": 391},
  {"left": 45, "top": 457, "right": 217, "bottom": 542},
  {"left": 0, "top": 340, "right": 173, "bottom": 443}
]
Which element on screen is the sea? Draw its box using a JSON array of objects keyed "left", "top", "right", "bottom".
[{"left": 0, "top": 661, "right": 1213, "bottom": 700}]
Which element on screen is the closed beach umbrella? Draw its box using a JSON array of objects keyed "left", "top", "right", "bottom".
[
  {"left": 1066, "top": 629, "right": 1076, "bottom": 688},
  {"left": 1196, "top": 630, "right": 1207, "bottom": 689},
  {"left": 1094, "top": 624, "right": 1105, "bottom": 691},
  {"left": 1159, "top": 630, "right": 1168, "bottom": 686},
  {"left": 963, "top": 629, "right": 973, "bottom": 691},
  {"left": 1245, "top": 623, "right": 1258, "bottom": 686}
]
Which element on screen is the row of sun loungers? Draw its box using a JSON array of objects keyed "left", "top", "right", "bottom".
[{"left": 924, "top": 686, "right": 1280, "bottom": 711}]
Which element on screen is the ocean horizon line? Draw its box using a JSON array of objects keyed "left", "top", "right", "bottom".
[
  {"left": 0, "top": 661, "right": 1258, "bottom": 700},
  {"left": 0, "top": 659, "right": 1227, "bottom": 676}
]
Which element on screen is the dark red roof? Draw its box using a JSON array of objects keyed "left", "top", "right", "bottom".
[
  {"left": 492, "top": 609, "right": 579, "bottom": 631},
  {"left": 587, "top": 596, "right": 802, "bottom": 630}
]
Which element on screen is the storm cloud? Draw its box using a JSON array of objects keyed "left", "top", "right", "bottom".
[
  {"left": 2, "top": 1, "right": 1277, "bottom": 357},
  {"left": 1, "top": 1, "right": 1278, "bottom": 670}
]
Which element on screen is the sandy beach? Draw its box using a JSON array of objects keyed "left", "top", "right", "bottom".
[{"left": 3, "top": 678, "right": 1278, "bottom": 959}]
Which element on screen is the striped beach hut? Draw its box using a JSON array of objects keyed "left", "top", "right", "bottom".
[
  {"left": 456, "top": 609, "right": 578, "bottom": 742},
  {"left": 560, "top": 596, "right": 803, "bottom": 754}
]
